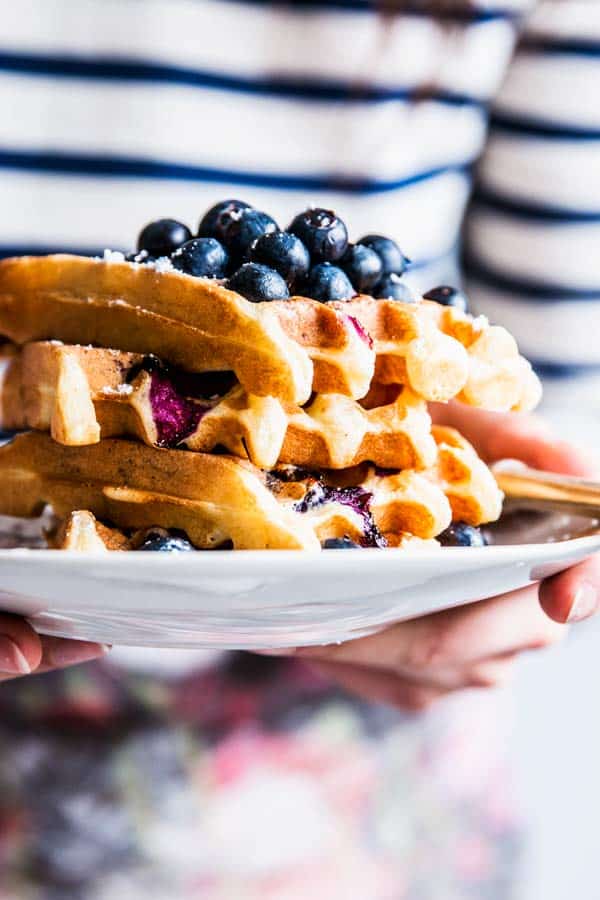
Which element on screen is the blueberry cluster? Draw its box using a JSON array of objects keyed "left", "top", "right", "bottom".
[{"left": 132, "top": 200, "right": 441, "bottom": 306}]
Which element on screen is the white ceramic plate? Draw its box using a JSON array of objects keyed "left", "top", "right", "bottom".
[{"left": 0, "top": 508, "right": 598, "bottom": 649}]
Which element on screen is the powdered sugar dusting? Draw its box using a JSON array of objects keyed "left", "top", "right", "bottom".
[
  {"left": 99, "top": 249, "right": 174, "bottom": 273},
  {"left": 101, "top": 249, "right": 126, "bottom": 263},
  {"left": 154, "top": 257, "right": 174, "bottom": 273}
]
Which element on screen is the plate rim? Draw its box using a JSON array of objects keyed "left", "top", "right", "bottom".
[{"left": 0, "top": 530, "right": 599, "bottom": 571}]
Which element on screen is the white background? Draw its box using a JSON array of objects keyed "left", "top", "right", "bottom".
[{"left": 515, "top": 400, "right": 600, "bottom": 900}]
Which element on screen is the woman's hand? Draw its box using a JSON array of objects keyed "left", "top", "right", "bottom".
[
  {"left": 269, "top": 405, "right": 599, "bottom": 710},
  {"left": 432, "top": 403, "right": 600, "bottom": 626},
  {"left": 0, "top": 615, "right": 106, "bottom": 680}
]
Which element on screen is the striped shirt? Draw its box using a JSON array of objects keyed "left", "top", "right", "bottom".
[
  {"left": 467, "top": 0, "right": 600, "bottom": 378},
  {"left": 1, "top": 0, "right": 596, "bottom": 377}
]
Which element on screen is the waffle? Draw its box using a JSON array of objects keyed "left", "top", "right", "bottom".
[
  {"left": 429, "top": 426, "right": 503, "bottom": 525},
  {"left": 46, "top": 510, "right": 131, "bottom": 551},
  {"left": 331, "top": 297, "right": 541, "bottom": 412},
  {"left": 423, "top": 303, "right": 542, "bottom": 413},
  {"left": 0, "top": 430, "right": 502, "bottom": 549},
  {"left": 0, "top": 255, "right": 540, "bottom": 410},
  {"left": 0, "top": 341, "right": 437, "bottom": 470},
  {"left": 0, "top": 243, "right": 541, "bottom": 553},
  {"left": 0, "top": 254, "right": 368, "bottom": 404},
  {"left": 49, "top": 508, "right": 440, "bottom": 553},
  {"left": 0, "top": 432, "right": 323, "bottom": 550}
]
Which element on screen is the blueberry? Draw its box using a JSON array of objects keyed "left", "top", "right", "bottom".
[
  {"left": 222, "top": 209, "right": 278, "bottom": 259},
  {"left": 137, "top": 218, "right": 192, "bottom": 258},
  {"left": 249, "top": 230, "right": 310, "bottom": 286},
  {"left": 438, "top": 522, "right": 487, "bottom": 547},
  {"left": 357, "top": 234, "right": 408, "bottom": 276},
  {"left": 137, "top": 531, "right": 195, "bottom": 552},
  {"left": 423, "top": 285, "right": 468, "bottom": 313},
  {"left": 227, "top": 263, "right": 290, "bottom": 302},
  {"left": 295, "top": 480, "right": 327, "bottom": 512},
  {"left": 288, "top": 208, "right": 348, "bottom": 263},
  {"left": 340, "top": 243, "right": 383, "bottom": 294},
  {"left": 171, "top": 237, "right": 228, "bottom": 278},
  {"left": 374, "top": 273, "right": 416, "bottom": 302},
  {"left": 197, "top": 199, "right": 252, "bottom": 242},
  {"left": 322, "top": 537, "right": 361, "bottom": 549},
  {"left": 302, "top": 263, "right": 354, "bottom": 303}
]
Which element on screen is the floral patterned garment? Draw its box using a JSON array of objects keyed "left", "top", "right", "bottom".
[{"left": 0, "top": 654, "right": 522, "bottom": 900}]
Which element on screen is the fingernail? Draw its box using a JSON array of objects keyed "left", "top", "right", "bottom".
[
  {"left": 0, "top": 636, "right": 31, "bottom": 675},
  {"left": 253, "top": 648, "right": 297, "bottom": 656},
  {"left": 568, "top": 583, "right": 599, "bottom": 623},
  {"left": 48, "top": 641, "right": 110, "bottom": 668}
]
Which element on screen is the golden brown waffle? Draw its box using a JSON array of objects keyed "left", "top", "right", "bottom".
[
  {"left": 423, "top": 302, "right": 542, "bottom": 412},
  {"left": 291, "top": 424, "right": 501, "bottom": 536},
  {"left": 0, "top": 255, "right": 540, "bottom": 410},
  {"left": 0, "top": 254, "right": 371, "bottom": 403},
  {"left": 0, "top": 341, "right": 437, "bottom": 470},
  {"left": 0, "top": 432, "right": 322, "bottom": 550},
  {"left": 0, "top": 433, "right": 468, "bottom": 548},
  {"left": 0, "top": 425, "right": 501, "bottom": 540},
  {"left": 331, "top": 297, "right": 541, "bottom": 412},
  {"left": 46, "top": 510, "right": 131, "bottom": 551},
  {"left": 329, "top": 296, "right": 469, "bottom": 403},
  {"left": 49, "top": 509, "right": 440, "bottom": 553},
  {"left": 273, "top": 388, "right": 434, "bottom": 470},
  {"left": 0, "top": 252, "right": 523, "bottom": 552},
  {"left": 430, "top": 425, "right": 503, "bottom": 525}
]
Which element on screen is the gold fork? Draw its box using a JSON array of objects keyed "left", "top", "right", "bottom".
[{"left": 492, "top": 461, "right": 600, "bottom": 517}]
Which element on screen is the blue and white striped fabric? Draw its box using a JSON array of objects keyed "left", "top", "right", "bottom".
[
  {"left": 466, "top": 1, "right": 600, "bottom": 378},
  {"left": 0, "top": 0, "right": 528, "bottom": 294}
]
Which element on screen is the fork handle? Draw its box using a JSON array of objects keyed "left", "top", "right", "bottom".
[{"left": 491, "top": 460, "right": 600, "bottom": 516}]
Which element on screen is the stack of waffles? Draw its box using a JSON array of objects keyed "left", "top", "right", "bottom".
[{"left": 0, "top": 252, "right": 541, "bottom": 551}]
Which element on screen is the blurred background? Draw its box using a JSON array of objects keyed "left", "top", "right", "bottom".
[{"left": 513, "top": 619, "right": 600, "bottom": 900}]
